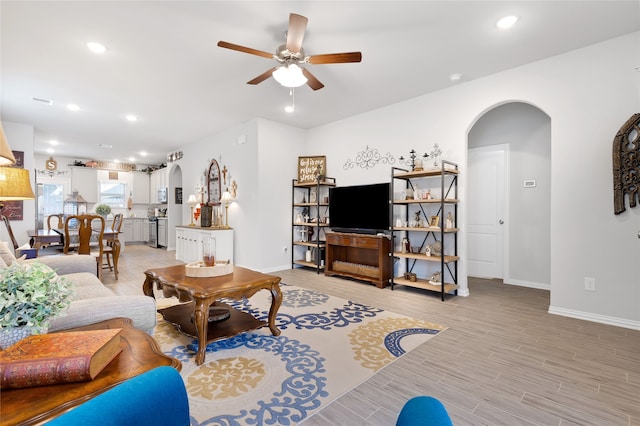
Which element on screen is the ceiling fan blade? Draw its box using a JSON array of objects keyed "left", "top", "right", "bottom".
[
  {"left": 217, "top": 41, "right": 274, "bottom": 59},
  {"left": 286, "top": 13, "right": 308, "bottom": 53},
  {"left": 247, "top": 67, "right": 278, "bottom": 85},
  {"left": 307, "top": 52, "right": 362, "bottom": 64},
  {"left": 302, "top": 68, "right": 324, "bottom": 91}
]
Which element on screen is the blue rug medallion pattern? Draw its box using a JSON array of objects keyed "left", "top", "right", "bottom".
[{"left": 154, "top": 285, "right": 446, "bottom": 426}]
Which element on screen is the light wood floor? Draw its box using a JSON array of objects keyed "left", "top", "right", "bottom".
[{"left": 103, "top": 245, "right": 640, "bottom": 426}]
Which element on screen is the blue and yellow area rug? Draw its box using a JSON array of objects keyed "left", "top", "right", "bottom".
[{"left": 154, "top": 284, "right": 446, "bottom": 426}]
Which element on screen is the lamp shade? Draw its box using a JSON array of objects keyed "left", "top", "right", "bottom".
[
  {"left": 187, "top": 194, "right": 198, "bottom": 204},
  {"left": 220, "top": 190, "right": 233, "bottom": 204},
  {"left": 0, "top": 167, "right": 36, "bottom": 200},
  {"left": 272, "top": 64, "right": 308, "bottom": 88},
  {"left": 0, "top": 123, "right": 17, "bottom": 166}
]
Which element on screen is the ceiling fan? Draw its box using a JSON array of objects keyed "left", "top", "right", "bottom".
[{"left": 217, "top": 13, "right": 362, "bottom": 91}]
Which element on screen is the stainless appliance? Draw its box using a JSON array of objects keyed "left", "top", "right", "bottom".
[
  {"left": 148, "top": 217, "right": 159, "bottom": 248},
  {"left": 157, "top": 187, "right": 168, "bottom": 203}
]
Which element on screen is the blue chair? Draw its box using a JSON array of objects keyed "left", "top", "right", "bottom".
[
  {"left": 45, "top": 367, "right": 189, "bottom": 426},
  {"left": 396, "top": 396, "right": 453, "bottom": 426}
]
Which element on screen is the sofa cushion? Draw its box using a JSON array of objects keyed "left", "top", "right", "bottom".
[
  {"left": 65, "top": 272, "right": 115, "bottom": 300},
  {"left": 48, "top": 296, "right": 157, "bottom": 334}
]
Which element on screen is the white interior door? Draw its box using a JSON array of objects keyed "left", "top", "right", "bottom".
[{"left": 467, "top": 146, "right": 507, "bottom": 279}]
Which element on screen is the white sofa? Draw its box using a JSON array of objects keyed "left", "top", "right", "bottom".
[{"left": 0, "top": 243, "right": 156, "bottom": 334}]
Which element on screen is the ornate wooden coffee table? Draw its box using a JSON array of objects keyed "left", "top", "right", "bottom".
[
  {"left": 0, "top": 318, "right": 180, "bottom": 426},
  {"left": 143, "top": 265, "right": 282, "bottom": 365}
]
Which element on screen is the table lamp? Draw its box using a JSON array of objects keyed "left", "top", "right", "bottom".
[
  {"left": 0, "top": 123, "right": 17, "bottom": 166},
  {"left": 187, "top": 194, "right": 198, "bottom": 227},
  {"left": 220, "top": 189, "right": 234, "bottom": 228},
  {"left": 0, "top": 167, "right": 36, "bottom": 251}
]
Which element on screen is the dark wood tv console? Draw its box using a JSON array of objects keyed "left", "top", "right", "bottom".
[{"left": 324, "top": 232, "right": 392, "bottom": 288}]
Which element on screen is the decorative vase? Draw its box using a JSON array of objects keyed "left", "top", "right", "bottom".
[{"left": 0, "top": 325, "right": 46, "bottom": 349}]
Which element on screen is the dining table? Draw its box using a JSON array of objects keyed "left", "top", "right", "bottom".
[{"left": 27, "top": 228, "right": 121, "bottom": 269}]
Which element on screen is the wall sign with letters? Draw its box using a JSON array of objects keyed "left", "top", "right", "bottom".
[{"left": 297, "top": 156, "right": 326, "bottom": 184}]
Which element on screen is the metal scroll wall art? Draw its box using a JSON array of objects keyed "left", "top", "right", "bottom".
[
  {"left": 343, "top": 145, "right": 395, "bottom": 170},
  {"left": 613, "top": 113, "right": 640, "bottom": 214}
]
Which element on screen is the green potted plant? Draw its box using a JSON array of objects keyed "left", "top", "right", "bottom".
[
  {"left": 0, "top": 262, "right": 73, "bottom": 349},
  {"left": 95, "top": 204, "right": 112, "bottom": 218}
]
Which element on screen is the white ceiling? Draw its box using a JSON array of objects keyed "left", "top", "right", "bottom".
[{"left": 1, "top": 1, "right": 639, "bottom": 165}]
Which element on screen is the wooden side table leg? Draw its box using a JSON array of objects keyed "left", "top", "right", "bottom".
[
  {"left": 267, "top": 279, "right": 282, "bottom": 336},
  {"left": 194, "top": 300, "right": 211, "bottom": 365}
]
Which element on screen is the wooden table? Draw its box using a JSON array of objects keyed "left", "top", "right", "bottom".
[
  {"left": 28, "top": 228, "right": 120, "bottom": 250},
  {"left": 0, "top": 318, "right": 180, "bottom": 426},
  {"left": 27, "top": 228, "right": 121, "bottom": 274},
  {"left": 143, "top": 265, "right": 282, "bottom": 365}
]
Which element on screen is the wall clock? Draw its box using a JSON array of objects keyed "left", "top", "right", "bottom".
[
  {"left": 207, "top": 159, "right": 221, "bottom": 205},
  {"left": 45, "top": 157, "right": 57, "bottom": 171}
]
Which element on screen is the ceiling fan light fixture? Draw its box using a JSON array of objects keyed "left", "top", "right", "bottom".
[{"left": 273, "top": 64, "right": 307, "bottom": 88}]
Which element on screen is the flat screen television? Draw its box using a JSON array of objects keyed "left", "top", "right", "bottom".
[{"left": 329, "top": 182, "right": 391, "bottom": 234}]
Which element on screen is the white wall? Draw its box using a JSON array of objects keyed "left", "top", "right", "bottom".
[
  {"left": 306, "top": 32, "right": 640, "bottom": 328},
  {"left": 256, "top": 118, "right": 308, "bottom": 272}
]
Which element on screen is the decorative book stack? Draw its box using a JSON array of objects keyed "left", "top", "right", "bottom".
[{"left": 0, "top": 328, "right": 122, "bottom": 389}]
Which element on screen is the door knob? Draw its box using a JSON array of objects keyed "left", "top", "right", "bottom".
[
  {"left": 499, "top": 220, "right": 504, "bottom": 225},
  {"left": 638, "top": 230, "right": 640, "bottom": 239}
]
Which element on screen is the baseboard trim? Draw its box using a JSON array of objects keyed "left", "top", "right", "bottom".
[
  {"left": 504, "top": 278, "right": 550, "bottom": 291},
  {"left": 548, "top": 306, "right": 640, "bottom": 331}
]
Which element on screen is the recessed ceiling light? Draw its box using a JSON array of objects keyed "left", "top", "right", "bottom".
[
  {"left": 140, "top": 151, "right": 148, "bottom": 157},
  {"left": 114, "top": 159, "right": 120, "bottom": 163},
  {"left": 49, "top": 140, "right": 59, "bottom": 146},
  {"left": 87, "top": 42, "right": 107, "bottom": 54},
  {"left": 285, "top": 105, "right": 294, "bottom": 113},
  {"left": 125, "top": 114, "right": 137, "bottom": 122},
  {"left": 128, "top": 157, "right": 135, "bottom": 162},
  {"left": 449, "top": 73, "right": 462, "bottom": 82},
  {"left": 46, "top": 148, "right": 54, "bottom": 154},
  {"left": 67, "top": 104, "right": 80, "bottom": 112},
  {"left": 497, "top": 15, "right": 518, "bottom": 29}
]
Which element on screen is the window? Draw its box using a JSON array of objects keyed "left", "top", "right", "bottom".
[{"left": 100, "top": 182, "right": 126, "bottom": 208}]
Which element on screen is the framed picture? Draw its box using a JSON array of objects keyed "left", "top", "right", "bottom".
[
  {"left": 430, "top": 216, "right": 440, "bottom": 227},
  {"left": 298, "top": 156, "right": 326, "bottom": 184},
  {"left": 175, "top": 187, "right": 183, "bottom": 204}
]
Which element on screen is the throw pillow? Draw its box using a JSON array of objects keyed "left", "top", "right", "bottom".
[{"left": 0, "top": 241, "right": 16, "bottom": 266}]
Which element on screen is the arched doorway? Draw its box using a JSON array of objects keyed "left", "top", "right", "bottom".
[{"left": 467, "top": 102, "right": 551, "bottom": 289}]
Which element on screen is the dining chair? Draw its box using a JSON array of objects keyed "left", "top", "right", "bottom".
[
  {"left": 103, "top": 213, "right": 123, "bottom": 280},
  {"left": 44, "top": 213, "right": 65, "bottom": 250},
  {"left": 47, "top": 213, "right": 64, "bottom": 231},
  {"left": 64, "top": 214, "right": 105, "bottom": 280}
]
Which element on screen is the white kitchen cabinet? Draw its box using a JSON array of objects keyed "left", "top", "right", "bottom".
[
  {"left": 149, "top": 169, "right": 168, "bottom": 203},
  {"left": 70, "top": 167, "right": 98, "bottom": 203},
  {"left": 123, "top": 220, "right": 133, "bottom": 242},
  {"left": 175, "top": 227, "right": 233, "bottom": 264},
  {"left": 157, "top": 218, "right": 168, "bottom": 247},
  {"left": 131, "top": 172, "right": 150, "bottom": 205},
  {"left": 123, "top": 218, "right": 148, "bottom": 243}
]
